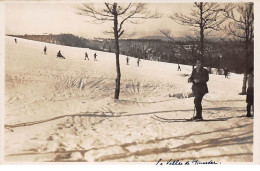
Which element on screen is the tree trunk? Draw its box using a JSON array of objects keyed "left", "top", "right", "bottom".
[
  {"left": 199, "top": 2, "right": 205, "bottom": 64},
  {"left": 200, "top": 30, "right": 204, "bottom": 63},
  {"left": 241, "top": 73, "right": 247, "bottom": 95},
  {"left": 192, "top": 47, "right": 195, "bottom": 70},
  {"left": 241, "top": 17, "right": 250, "bottom": 95},
  {"left": 241, "top": 40, "right": 249, "bottom": 95},
  {"left": 113, "top": 4, "right": 121, "bottom": 99}
]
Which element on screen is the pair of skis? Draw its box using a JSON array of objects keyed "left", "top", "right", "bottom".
[
  {"left": 152, "top": 114, "right": 252, "bottom": 122},
  {"left": 152, "top": 115, "right": 204, "bottom": 122},
  {"left": 152, "top": 115, "right": 231, "bottom": 122},
  {"left": 152, "top": 106, "right": 201, "bottom": 122}
]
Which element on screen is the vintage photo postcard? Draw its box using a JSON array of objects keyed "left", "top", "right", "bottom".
[{"left": 0, "top": 0, "right": 259, "bottom": 165}]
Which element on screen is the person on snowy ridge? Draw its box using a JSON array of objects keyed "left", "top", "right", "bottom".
[
  {"left": 246, "top": 67, "right": 254, "bottom": 117},
  {"left": 85, "top": 52, "right": 89, "bottom": 60},
  {"left": 94, "top": 53, "right": 97, "bottom": 61},
  {"left": 44, "top": 46, "right": 47, "bottom": 55},
  {"left": 188, "top": 59, "right": 209, "bottom": 120},
  {"left": 57, "top": 50, "right": 65, "bottom": 59},
  {"left": 177, "top": 63, "right": 181, "bottom": 71},
  {"left": 137, "top": 58, "right": 141, "bottom": 67}
]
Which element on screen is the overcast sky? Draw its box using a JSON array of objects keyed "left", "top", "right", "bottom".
[{"left": 6, "top": 3, "right": 229, "bottom": 39}]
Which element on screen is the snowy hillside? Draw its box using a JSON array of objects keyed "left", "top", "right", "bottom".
[{"left": 5, "top": 36, "right": 253, "bottom": 163}]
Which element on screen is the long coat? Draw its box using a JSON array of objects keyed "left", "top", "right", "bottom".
[{"left": 189, "top": 67, "right": 209, "bottom": 96}]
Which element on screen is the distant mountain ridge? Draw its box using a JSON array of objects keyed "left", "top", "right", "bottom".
[
  {"left": 138, "top": 35, "right": 189, "bottom": 42},
  {"left": 138, "top": 35, "right": 221, "bottom": 42}
]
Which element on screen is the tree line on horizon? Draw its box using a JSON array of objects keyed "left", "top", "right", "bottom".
[{"left": 9, "top": 33, "right": 253, "bottom": 75}]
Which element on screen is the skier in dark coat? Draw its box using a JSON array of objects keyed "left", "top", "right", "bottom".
[
  {"left": 246, "top": 67, "right": 254, "bottom": 117},
  {"left": 44, "top": 46, "right": 47, "bottom": 55},
  {"left": 126, "top": 57, "right": 129, "bottom": 65},
  {"left": 14, "top": 38, "right": 17, "bottom": 44},
  {"left": 188, "top": 59, "right": 209, "bottom": 120},
  {"left": 57, "top": 50, "right": 65, "bottom": 59},
  {"left": 224, "top": 68, "right": 228, "bottom": 78},
  {"left": 137, "top": 58, "right": 141, "bottom": 67},
  {"left": 85, "top": 52, "right": 89, "bottom": 60},
  {"left": 177, "top": 64, "right": 181, "bottom": 71},
  {"left": 94, "top": 53, "right": 97, "bottom": 61}
]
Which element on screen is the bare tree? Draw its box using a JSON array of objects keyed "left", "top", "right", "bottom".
[
  {"left": 170, "top": 2, "right": 228, "bottom": 63},
  {"left": 77, "top": 3, "right": 159, "bottom": 99},
  {"left": 223, "top": 3, "right": 254, "bottom": 95}
]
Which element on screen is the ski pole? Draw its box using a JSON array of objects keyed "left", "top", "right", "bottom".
[{"left": 193, "top": 105, "right": 196, "bottom": 118}]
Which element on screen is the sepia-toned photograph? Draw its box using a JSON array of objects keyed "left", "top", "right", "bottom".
[{"left": 2, "top": 0, "right": 257, "bottom": 164}]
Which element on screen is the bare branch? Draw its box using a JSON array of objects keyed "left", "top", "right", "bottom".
[
  {"left": 160, "top": 29, "right": 175, "bottom": 42},
  {"left": 118, "top": 8, "right": 138, "bottom": 33},
  {"left": 77, "top": 3, "right": 160, "bottom": 39},
  {"left": 117, "top": 3, "right": 160, "bottom": 34},
  {"left": 170, "top": 2, "right": 227, "bottom": 32},
  {"left": 104, "top": 3, "right": 114, "bottom": 14},
  {"left": 117, "top": 3, "right": 132, "bottom": 15},
  {"left": 119, "top": 32, "right": 136, "bottom": 39},
  {"left": 118, "top": 30, "right": 124, "bottom": 38},
  {"left": 170, "top": 12, "right": 200, "bottom": 27},
  {"left": 222, "top": 3, "right": 254, "bottom": 41},
  {"left": 77, "top": 3, "right": 114, "bottom": 22}
]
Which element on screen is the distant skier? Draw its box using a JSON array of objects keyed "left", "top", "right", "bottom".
[
  {"left": 57, "top": 50, "right": 65, "bottom": 59},
  {"left": 126, "top": 57, "right": 129, "bottom": 65},
  {"left": 177, "top": 64, "right": 181, "bottom": 71},
  {"left": 188, "top": 59, "right": 209, "bottom": 120},
  {"left": 137, "top": 58, "right": 141, "bottom": 67},
  {"left": 44, "top": 46, "right": 47, "bottom": 55},
  {"left": 85, "top": 52, "right": 89, "bottom": 60},
  {"left": 94, "top": 53, "right": 97, "bottom": 61},
  {"left": 14, "top": 38, "right": 17, "bottom": 44},
  {"left": 246, "top": 67, "right": 254, "bottom": 117},
  {"left": 224, "top": 68, "right": 228, "bottom": 78}
]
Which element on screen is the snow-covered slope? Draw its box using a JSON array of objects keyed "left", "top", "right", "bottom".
[{"left": 5, "top": 36, "right": 253, "bottom": 163}]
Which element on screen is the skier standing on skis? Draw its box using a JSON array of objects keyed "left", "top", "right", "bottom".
[
  {"left": 94, "top": 53, "right": 97, "bottom": 61},
  {"left": 85, "top": 52, "right": 89, "bottom": 60},
  {"left": 188, "top": 59, "right": 209, "bottom": 120},
  {"left": 137, "top": 58, "right": 141, "bottom": 67},
  {"left": 224, "top": 68, "right": 228, "bottom": 78},
  {"left": 126, "top": 56, "right": 129, "bottom": 65},
  {"left": 14, "top": 38, "right": 17, "bottom": 44},
  {"left": 44, "top": 46, "right": 47, "bottom": 55},
  {"left": 246, "top": 67, "right": 254, "bottom": 117},
  {"left": 177, "top": 64, "right": 181, "bottom": 71}
]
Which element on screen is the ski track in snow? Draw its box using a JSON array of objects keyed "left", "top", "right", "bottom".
[{"left": 4, "top": 36, "right": 253, "bottom": 163}]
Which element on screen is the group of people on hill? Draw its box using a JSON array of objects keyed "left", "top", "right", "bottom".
[
  {"left": 84, "top": 52, "right": 97, "bottom": 61},
  {"left": 42, "top": 45, "right": 98, "bottom": 61},
  {"left": 44, "top": 46, "right": 65, "bottom": 59},
  {"left": 16, "top": 37, "right": 140, "bottom": 67},
  {"left": 126, "top": 56, "right": 142, "bottom": 67},
  {"left": 43, "top": 46, "right": 98, "bottom": 61},
  {"left": 15, "top": 38, "right": 254, "bottom": 120}
]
